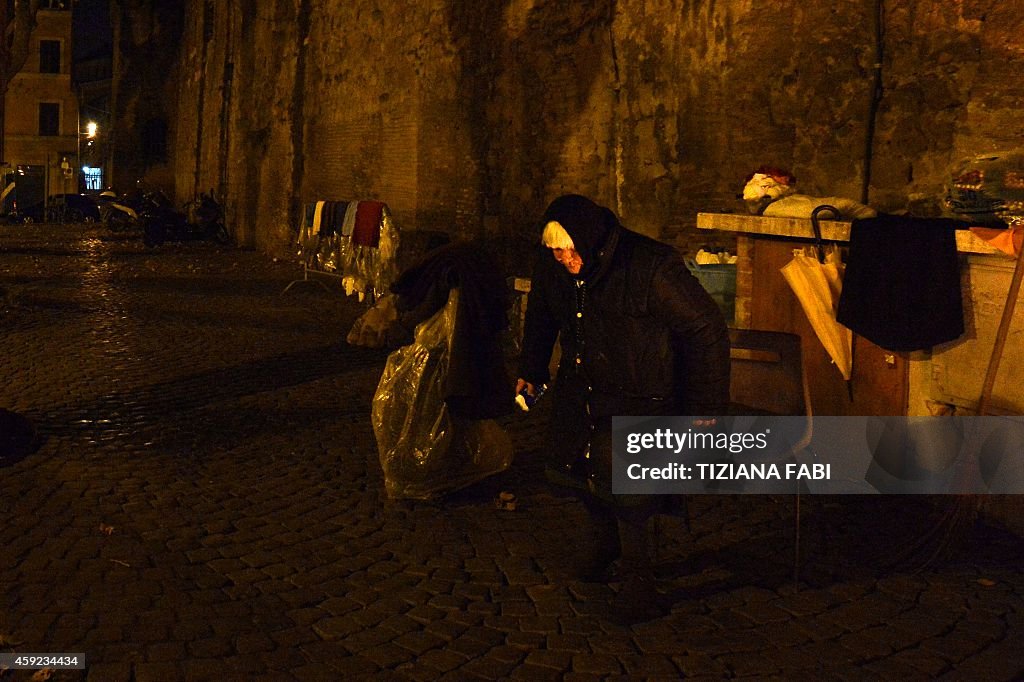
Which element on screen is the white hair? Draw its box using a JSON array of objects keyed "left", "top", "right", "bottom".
[{"left": 541, "top": 221, "right": 575, "bottom": 250}]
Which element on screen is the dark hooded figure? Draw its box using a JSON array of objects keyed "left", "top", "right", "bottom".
[{"left": 516, "top": 194, "right": 729, "bottom": 623}]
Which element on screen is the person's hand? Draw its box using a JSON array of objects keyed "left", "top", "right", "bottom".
[{"left": 515, "top": 378, "right": 535, "bottom": 397}]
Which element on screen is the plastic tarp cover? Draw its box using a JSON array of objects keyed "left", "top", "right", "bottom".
[
  {"left": 371, "top": 288, "right": 513, "bottom": 499},
  {"left": 347, "top": 294, "right": 398, "bottom": 348},
  {"left": 945, "top": 150, "right": 1024, "bottom": 224}
]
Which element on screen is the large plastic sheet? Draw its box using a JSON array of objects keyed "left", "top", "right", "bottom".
[{"left": 371, "top": 288, "right": 513, "bottom": 499}]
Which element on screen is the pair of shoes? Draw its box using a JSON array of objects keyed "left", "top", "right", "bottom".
[{"left": 608, "top": 571, "right": 668, "bottom": 626}]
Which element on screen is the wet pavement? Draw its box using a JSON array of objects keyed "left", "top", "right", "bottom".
[{"left": 1, "top": 224, "right": 1023, "bottom": 681}]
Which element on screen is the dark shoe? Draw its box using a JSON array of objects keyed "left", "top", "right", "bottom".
[{"left": 609, "top": 571, "right": 668, "bottom": 626}]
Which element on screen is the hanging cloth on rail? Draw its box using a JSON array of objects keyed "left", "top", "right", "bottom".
[
  {"left": 320, "top": 201, "right": 348, "bottom": 238},
  {"left": 341, "top": 202, "right": 359, "bottom": 237},
  {"left": 837, "top": 214, "right": 967, "bottom": 352},
  {"left": 352, "top": 201, "right": 386, "bottom": 247}
]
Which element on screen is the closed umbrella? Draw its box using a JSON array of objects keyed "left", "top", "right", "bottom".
[{"left": 780, "top": 205, "right": 854, "bottom": 388}]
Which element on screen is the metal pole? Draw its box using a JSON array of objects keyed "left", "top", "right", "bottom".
[
  {"left": 76, "top": 96, "right": 80, "bottom": 192},
  {"left": 978, "top": 237, "right": 1024, "bottom": 416}
]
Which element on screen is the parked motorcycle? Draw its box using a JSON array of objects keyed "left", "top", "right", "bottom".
[
  {"left": 141, "top": 189, "right": 230, "bottom": 247},
  {"left": 98, "top": 190, "right": 141, "bottom": 231},
  {"left": 187, "top": 191, "right": 230, "bottom": 244}
]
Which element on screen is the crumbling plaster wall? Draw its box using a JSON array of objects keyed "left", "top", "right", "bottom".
[
  {"left": 161, "top": 0, "right": 1023, "bottom": 262},
  {"left": 110, "top": 0, "right": 184, "bottom": 191},
  {"left": 172, "top": 0, "right": 305, "bottom": 250},
  {"left": 610, "top": 0, "right": 1023, "bottom": 242}
]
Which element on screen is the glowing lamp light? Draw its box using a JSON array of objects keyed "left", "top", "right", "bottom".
[{"left": 86, "top": 121, "right": 98, "bottom": 138}]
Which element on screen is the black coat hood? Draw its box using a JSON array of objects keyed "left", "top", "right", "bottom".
[{"left": 541, "top": 194, "right": 619, "bottom": 280}]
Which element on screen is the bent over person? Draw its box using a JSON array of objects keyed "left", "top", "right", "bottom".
[{"left": 515, "top": 194, "right": 730, "bottom": 623}]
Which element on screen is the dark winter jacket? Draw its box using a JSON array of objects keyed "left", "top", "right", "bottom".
[
  {"left": 518, "top": 195, "right": 730, "bottom": 423},
  {"left": 389, "top": 241, "right": 512, "bottom": 420}
]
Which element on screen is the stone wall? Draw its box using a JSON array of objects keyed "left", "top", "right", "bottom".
[
  {"left": 109, "top": 0, "right": 184, "bottom": 192},
  {"left": 117, "top": 0, "right": 1024, "bottom": 267},
  {"left": 179, "top": 0, "right": 308, "bottom": 249}
]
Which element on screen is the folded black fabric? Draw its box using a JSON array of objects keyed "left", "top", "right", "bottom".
[
  {"left": 390, "top": 241, "right": 512, "bottom": 419},
  {"left": 837, "top": 214, "right": 968, "bottom": 352}
]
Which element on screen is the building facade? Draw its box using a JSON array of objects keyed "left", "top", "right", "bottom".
[{"left": 3, "top": 4, "right": 80, "bottom": 208}]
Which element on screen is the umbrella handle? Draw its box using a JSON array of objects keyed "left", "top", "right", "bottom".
[
  {"left": 810, "top": 204, "right": 852, "bottom": 399},
  {"left": 810, "top": 204, "right": 840, "bottom": 261}
]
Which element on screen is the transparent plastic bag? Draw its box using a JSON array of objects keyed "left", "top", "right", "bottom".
[
  {"left": 371, "top": 288, "right": 513, "bottom": 499},
  {"left": 945, "top": 150, "right": 1024, "bottom": 224},
  {"left": 337, "top": 206, "right": 401, "bottom": 300},
  {"left": 347, "top": 294, "right": 398, "bottom": 348}
]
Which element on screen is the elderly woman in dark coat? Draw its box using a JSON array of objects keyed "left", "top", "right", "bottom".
[{"left": 515, "top": 194, "right": 730, "bottom": 622}]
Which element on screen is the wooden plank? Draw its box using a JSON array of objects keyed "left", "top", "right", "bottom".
[
  {"left": 696, "top": 212, "right": 1005, "bottom": 255},
  {"left": 699, "top": 212, "right": 852, "bottom": 242}
]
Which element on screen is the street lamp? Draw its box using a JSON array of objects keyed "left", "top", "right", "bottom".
[{"left": 77, "top": 121, "right": 102, "bottom": 191}]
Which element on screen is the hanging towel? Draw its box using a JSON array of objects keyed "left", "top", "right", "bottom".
[
  {"left": 341, "top": 201, "right": 359, "bottom": 237},
  {"left": 333, "top": 201, "right": 349, "bottom": 236},
  {"left": 311, "top": 200, "right": 326, "bottom": 239},
  {"left": 319, "top": 201, "right": 334, "bottom": 238},
  {"left": 837, "top": 214, "right": 967, "bottom": 352},
  {"left": 320, "top": 200, "right": 348, "bottom": 238},
  {"left": 352, "top": 200, "right": 386, "bottom": 247}
]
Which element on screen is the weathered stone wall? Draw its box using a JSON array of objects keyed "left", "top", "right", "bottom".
[
  {"left": 191, "top": 0, "right": 307, "bottom": 250},
  {"left": 174, "top": 0, "right": 624, "bottom": 258},
  {"left": 109, "top": 0, "right": 184, "bottom": 191},
  {"left": 152, "top": 0, "right": 1024, "bottom": 263},
  {"left": 613, "top": 1, "right": 875, "bottom": 243}
]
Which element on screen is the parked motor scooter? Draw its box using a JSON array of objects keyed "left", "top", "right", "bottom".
[
  {"left": 97, "top": 190, "right": 141, "bottom": 231},
  {"left": 141, "top": 189, "right": 230, "bottom": 247}
]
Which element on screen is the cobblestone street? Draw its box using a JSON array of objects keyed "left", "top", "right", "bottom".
[{"left": 2, "top": 225, "right": 1023, "bottom": 681}]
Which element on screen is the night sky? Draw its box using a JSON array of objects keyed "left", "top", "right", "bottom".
[{"left": 73, "top": 0, "right": 112, "bottom": 60}]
